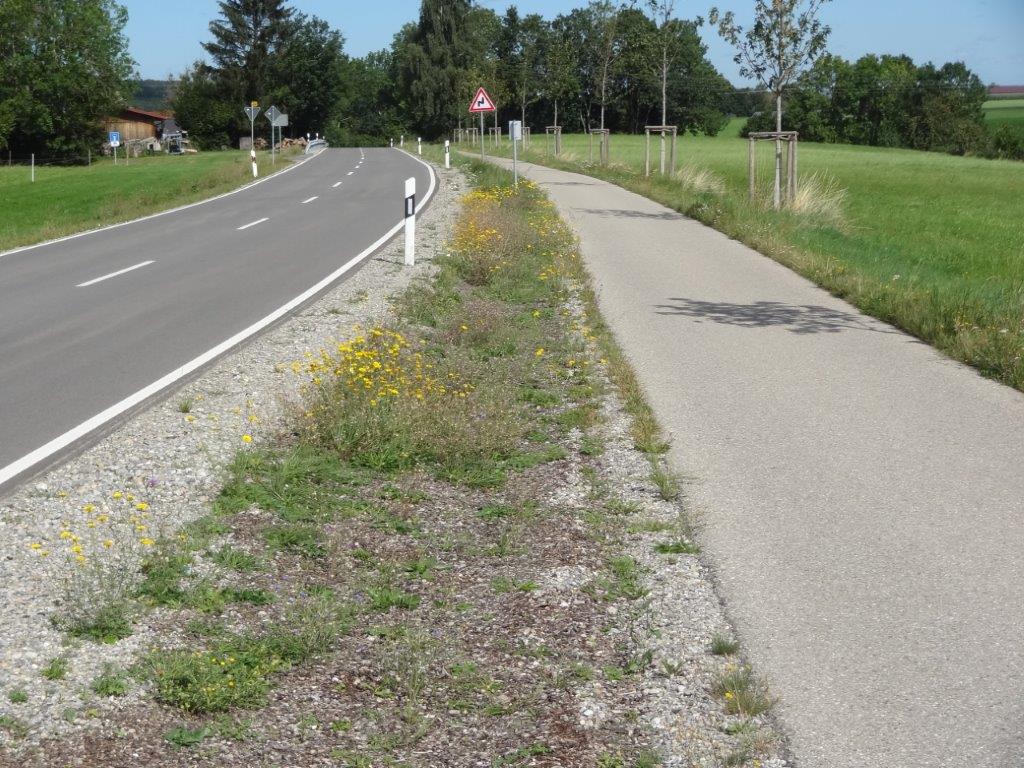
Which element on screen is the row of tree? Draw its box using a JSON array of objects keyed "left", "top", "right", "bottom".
[
  {"left": 743, "top": 53, "right": 1020, "bottom": 159},
  {"left": 0, "top": 0, "right": 1015, "bottom": 162},
  {"left": 172, "top": 0, "right": 737, "bottom": 149},
  {"left": 383, "top": 0, "right": 735, "bottom": 142}
]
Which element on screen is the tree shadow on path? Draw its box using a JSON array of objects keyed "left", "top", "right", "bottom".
[{"left": 654, "top": 297, "right": 904, "bottom": 336}]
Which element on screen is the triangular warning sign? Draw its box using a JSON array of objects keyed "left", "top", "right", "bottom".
[{"left": 468, "top": 87, "right": 496, "bottom": 113}]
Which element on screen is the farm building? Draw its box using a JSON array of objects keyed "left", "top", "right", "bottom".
[{"left": 103, "top": 107, "right": 172, "bottom": 142}]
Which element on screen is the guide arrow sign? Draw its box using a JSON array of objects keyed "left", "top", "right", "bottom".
[{"left": 468, "top": 87, "right": 496, "bottom": 113}]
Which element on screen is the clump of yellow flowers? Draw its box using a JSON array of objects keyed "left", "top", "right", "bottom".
[
  {"left": 30, "top": 487, "right": 163, "bottom": 635},
  {"left": 295, "top": 327, "right": 472, "bottom": 407}
]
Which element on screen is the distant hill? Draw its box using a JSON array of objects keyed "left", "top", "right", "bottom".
[{"left": 132, "top": 79, "right": 173, "bottom": 112}]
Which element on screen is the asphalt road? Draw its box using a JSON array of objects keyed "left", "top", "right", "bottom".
[
  {"left": 0, "top": 148, "right": 434, "bottom": 493},
  {"left": 493, "top": 158, "right": 1024, "bottom": 768}
]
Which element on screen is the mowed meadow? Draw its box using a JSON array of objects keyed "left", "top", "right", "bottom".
[
  {"left": 984, "top": 97, "right": 1024, "bottom": 135},
  {"left": 489, "top": 119, "right": 1024, "bottom": 389},
  {"left": 0, "top": 151, "right": 293, "bottom": 253}
]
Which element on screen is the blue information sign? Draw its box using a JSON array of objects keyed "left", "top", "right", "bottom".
[{"left": 108, "top": 131, "right": 121, "bottom": 147}]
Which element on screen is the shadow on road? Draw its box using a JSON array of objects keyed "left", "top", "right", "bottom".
[{"left": 654, "top": 297, "right": 902, "bottom": 335}]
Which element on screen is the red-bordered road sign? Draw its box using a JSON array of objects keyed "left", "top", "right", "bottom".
[{"left": 469, "top": 87, "right": 496, "bottom": 113}]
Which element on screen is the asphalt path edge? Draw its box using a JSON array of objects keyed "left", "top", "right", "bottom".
[{"left": 0, "top": 147, "right": 437, "bottom": 492}]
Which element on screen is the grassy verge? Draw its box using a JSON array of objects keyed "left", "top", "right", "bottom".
[
  {"left": 483, "top": 125, "right": 1024, "bottom": 391},
  {"left": 0, "top": 149, "right": 300, "bottom": 252}
]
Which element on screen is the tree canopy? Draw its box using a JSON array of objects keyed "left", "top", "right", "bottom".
[{"left": 0, "top": 0, "right": 136, "bottom": 157}]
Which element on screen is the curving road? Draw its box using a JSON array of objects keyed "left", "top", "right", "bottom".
[{"left": 0, "top": 147, "right": 434, "bottom": 494}]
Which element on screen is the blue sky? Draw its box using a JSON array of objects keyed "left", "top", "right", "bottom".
[{"left": 125, "top": 0, "right": 1023, "bottom": 85}]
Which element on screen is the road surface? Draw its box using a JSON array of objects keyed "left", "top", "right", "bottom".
[{"left": 0, "top": 147, "right": 434, "bottom": 494}]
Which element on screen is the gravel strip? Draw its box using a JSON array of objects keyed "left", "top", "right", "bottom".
[{"left": 0, "top": 161, "right": 465, "bottom": 750}]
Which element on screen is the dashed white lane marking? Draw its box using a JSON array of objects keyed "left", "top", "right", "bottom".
[
  {"left": 237, "top": 217, "right": 269, "bottom": 231},
  {"left": 301, "top": 196, "right": 319, "bottom": 204},
  {"left": 0, "top": 147, "right": 438, "bottom": 490},
  {"left": 333, "top": 182, "right": 343, "bottom": 188},
  {"left": 76, "top": 260, "right": 154, "bottom": 288},
  {"left": 347, "top": 171, "right": 355, "bottom": 176}
]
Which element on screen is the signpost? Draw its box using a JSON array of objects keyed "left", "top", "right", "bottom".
[
  {"left": 509, "top": 121, "right": 522, "bottom": 186},
  {"left": 468, "top": 87, "right": 496, "bottom": 162},
  {"left": 109, "top": 131, "right": 120, "bottom": 165},
  {"left": 265, "top": 105, "right": 280, "bottom": 165},
  {"left": 244, "top": 102, "right": 261, "bottom": 177}
]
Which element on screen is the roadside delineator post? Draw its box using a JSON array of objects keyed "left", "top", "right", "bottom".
[
  {"left": 444, "top": 140, "right": 450, "bottom": 169},
  {"left": 417, "top": 137, "right": 422, "bottom": 155},
  {"left": 404, "top": 176, "right": 416, "bottom": 266},
  {"left": 250, "top": 147, "right": 257, "bottom": 178},
  {"left": 390, "top": 138, "right": 394, "bottom": 148}
]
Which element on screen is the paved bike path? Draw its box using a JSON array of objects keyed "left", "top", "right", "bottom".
[{"left": 498, "top": 158, "right": 1024, "bottom": 768}]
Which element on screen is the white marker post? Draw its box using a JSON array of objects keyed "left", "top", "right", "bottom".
[
  {"left": 403, "top": 176, "right": 416, "bottom": 267},
  {"left": 390, "top": 138, "right": 394, "bottom": 148},
  {"left": 509, "top": 120, "right": 522, "bottom": 187},
  {"left": 417, "top": 137, "right": 422, "bottom": 155},
  {"left": 244, "top": 103, "right": 261, "bottom": 177},
  {"left": 444, "top": 140, "right": 450, "bottom": 169},
  {"left": 400, "top": 135, "right": 404, "bottom": 148}
]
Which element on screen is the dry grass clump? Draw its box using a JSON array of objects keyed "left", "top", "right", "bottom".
[
  {"left": 788, "top": 172, "right": 848, "bottom": 227},
  {"left": 673, "top": 164, "right": 727, "bottom": 195}
]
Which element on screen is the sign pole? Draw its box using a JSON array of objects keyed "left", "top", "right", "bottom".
[
  {"left": 404, "top": 177, "right": 416, "bottom": 266},
  {"left": 512, "top": 126, "right": 519, "bottom": 186},
  {"left": 480, "top": 111, "right": 485, "bottom": 161}
]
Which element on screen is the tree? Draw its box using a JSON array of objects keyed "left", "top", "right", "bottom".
[
  {"left": 542, "top": 19, "right": 580, "bottom": 131},
  {"left": 203, "top": 0, "right": 295, "bottom": 108},
  {"left": 398, "top": 0, "right": 476, "bottom": 139},
  {"left": 710, "top": 0, "right": 832, "bottom": 207},
  {"left": 590, "top": 1, "right": 623, "bottom": 131},
  {"left": 0, "top": 0, "right": 136, "bottom": 157},
  {"left": 498, "top": 9, "right": 547, "bottom": 128},
  {"left": 270, "top": 15, "right": 347, "bottom": 138}
]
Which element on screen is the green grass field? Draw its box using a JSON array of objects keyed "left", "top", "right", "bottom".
[
  {"left": 0, "top": 151, "right": 294, "bottom": 253},
  {"left": 984, "top": 98, "right": 1024, "bottom": 133},
  {"left": 483, "top": 119, "right": 1024, "bottom": 389}
]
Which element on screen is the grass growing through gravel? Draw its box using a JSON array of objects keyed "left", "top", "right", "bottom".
[{"left": 490, "top": 125, "right": 1024, "bottom": 391}]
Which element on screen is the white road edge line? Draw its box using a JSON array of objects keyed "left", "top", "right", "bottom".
[
  {"left": 0, "top": 148, "right": 436, "bottom": 488},
  {"left": 301, "top": 196, "right": 319, "bottom": 204},
  {"left": 332, "top": 182, "right": 343, "bottom": 188},
  {"left": 76, "top": 260, "right": 154, "bottom": 288},
  {"left": 0, "top": 151, "right": 325, "bottom": 261},
  {"left": 237, "top": 217, "right": 269, "bottom": 231}
]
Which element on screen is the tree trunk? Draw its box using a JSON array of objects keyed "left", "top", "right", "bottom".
[
  {"left": 554, "top": 98, "right": 558, "bottom": 128},
  {"left": 660, "top": 48, "right": 668, "bottom": 175},
  {"left": 774, "top": 92, "right": 783, "bottom": 210}
]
